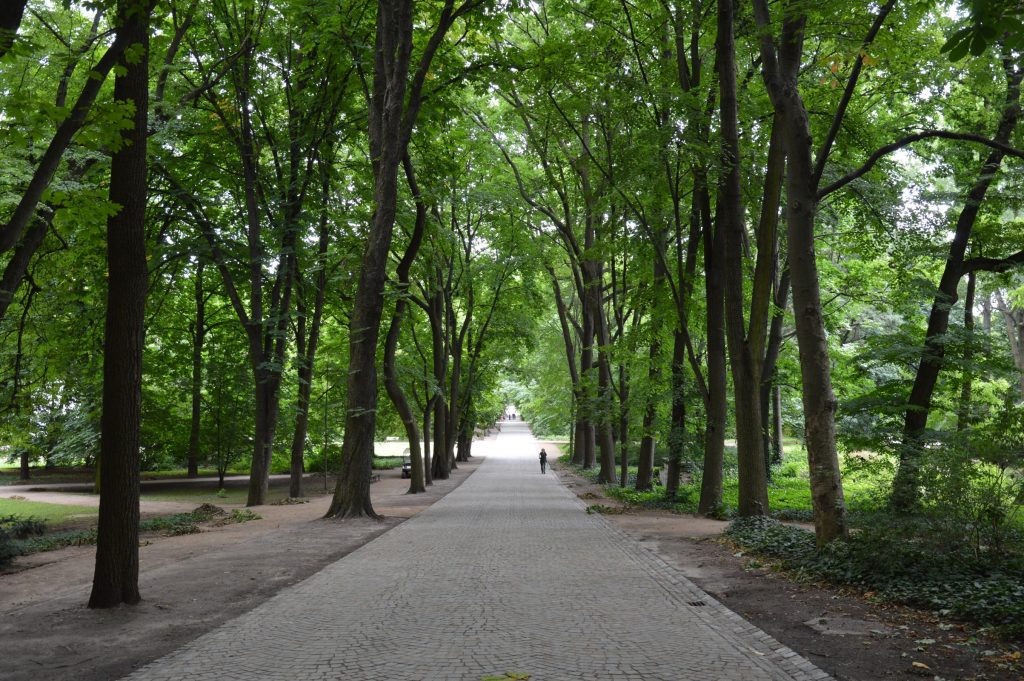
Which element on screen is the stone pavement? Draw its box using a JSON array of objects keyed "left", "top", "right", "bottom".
[{"left": 124, "top": 421, "right": 831, "bottom": 681}]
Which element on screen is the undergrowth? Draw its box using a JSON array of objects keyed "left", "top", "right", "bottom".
[{"left": 724, "top": 516, "right": 1024, "bottom": 638}]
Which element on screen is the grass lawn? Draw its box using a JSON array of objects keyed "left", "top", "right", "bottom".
[
  {"left": 595, "top": 439, "right": 891, "bottom": 519},
  {"left": 0, "top": 497, "right": 97, "bottom": 525}
]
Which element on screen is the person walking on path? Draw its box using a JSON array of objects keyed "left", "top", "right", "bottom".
[{"left": 539, "top": 448, "right": 547, "bottom": 474}]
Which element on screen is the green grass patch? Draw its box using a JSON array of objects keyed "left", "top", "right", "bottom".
[
  {"left": 592, "top": 445, "right": 889, "bottom": 522},
  {"left": 372, "top": 456, "right": 403, "bottom": 470},
  {"left": 0, "top": 497, "right": 97, "bottom": 525}
]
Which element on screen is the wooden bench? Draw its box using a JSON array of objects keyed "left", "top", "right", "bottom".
[{"left": 370, "top": 473, "right": 381, "bottom": 483}]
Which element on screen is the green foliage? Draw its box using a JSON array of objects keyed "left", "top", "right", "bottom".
[
  {"left": 941, "top": 0, "right": 1024, "bottom": 61},
  {"left": 223, "top": 508, "right": 261, "bottom": 524},
  {"left": 585, "top": 504, "right": 625, "bottom": 515},
  {"left": 0, "top": 514, "right": 46, "bottom": 566},
  {"left": 0, "top": 514, "right": 46, "bottom": 539},
  {"left": 725, "top": 517, "right": 1024, "bottom": 636}
]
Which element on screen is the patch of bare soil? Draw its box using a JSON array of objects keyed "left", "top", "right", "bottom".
[
  {"left": 0, "top": 459, "right": 482, "bottom": 681},
  {"left": 553, "top": 460, "right": 1024, "bottom": 681}
]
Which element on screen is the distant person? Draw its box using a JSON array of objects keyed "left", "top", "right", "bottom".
[{"left": 539, "top": 448, "right": 548, "bottom": 474}]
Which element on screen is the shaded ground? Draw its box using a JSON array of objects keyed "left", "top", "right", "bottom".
[
  {"left": 4, "top": 437, "right": 1021, "bottom": 681},
  {"left": 0, "top": 459, "right": 482, "bottom": 681},
  {"left": 546, "top": 448, "right": 1024, "bottom": 681}
]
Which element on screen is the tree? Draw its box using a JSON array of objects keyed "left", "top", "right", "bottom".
[
  {"left": 327, "top": 0, "right": 490, "bottom": 518},
  {"left": 89, "top": 0, "right": 153, "bottom": 609},
  {"left": 894, "top": 57, "right": 1023, "bottom": 510}
]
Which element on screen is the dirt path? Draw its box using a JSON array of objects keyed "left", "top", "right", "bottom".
[
  {"left": 545, "top": 449, "right": 1024, "bottom": 681},
  {"left": 0, "top": 459, "right": 482, "bottom": 681}
]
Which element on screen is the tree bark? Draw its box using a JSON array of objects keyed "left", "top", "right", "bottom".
[
  {"left": 665, "top": 329, "right": 686, "bottom": 499},
  {"left": 187, "top": 262, "right": 205, "bottom": 479},
  {"left": 760, "top": 267, "right": 790, "bottom": 470},
  {"left": 429, "top": 286, "right": 450, "bottom": 480},
  {"left": 956, "top": 270, "right": 976, "bottom": 431},
  {"left": 751, "top": 0, "right": 876, "bottom": 542},
  {"left": 289, "top": 215, "right": 329, "bottom": 499},
  {"left": 717, "top": 0, "right": 768, "bottom": 516},
  {"left": 635, "top": 242, "right": 663, "bottom": 491},
  {"left": 698, "top": 194, "right": 727, "bottom": 515},
  {"left": 89, "top": 0, "right": 151, "bottom": 609},
  {"left": 383, "top": 155, "right": 427, "bottom": 494}
]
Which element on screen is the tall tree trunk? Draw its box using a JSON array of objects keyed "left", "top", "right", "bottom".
[
  {"left": 698, "top": 201, "right": 727, "bottom": 515},
  {"left": 957, "top": 270, "right": 977, "bottom": 431},
  {"left": 429, "top": 287, "right": 450, "bottom": 480},
  {"left": 422, "top": 396, "right": 433, "bottom": 485},
  {"left": 618, "top": 361, "right": 629, "bottom": 488},
  {"left": 895, "top": 60, "right": 1021, "bottom": 510},
  {"left": 187, "top": 262, "right": 205, "bottom": 479},
  {"left": 89, "top": 0, "right": 150, "bottom": 609},
  {"left": 383, "top": 155, "right": 427, "bottom": 494},
  {"left": 289, "top": 219, "right": 329, "bottom": 498},
  {"left": 635, "top": 239, "right": 664, "bottom": 491},
  {"left": 716, "top": 0, "right": 768, "bottom": 517},
  {"left": 751, "top": 0, "right": 870, "bottom": 544},
  {"left": 760, "top": 267, "right": 790, "bottom": 472},
  {"left": 547, "top": 265, "right": 585, "bottom": 466},
  {"left": 665, "top": 329, "right": 686, "bottom": 499},
  {"left": 772, "top": 383, "right": 784, "bottom": 463}
]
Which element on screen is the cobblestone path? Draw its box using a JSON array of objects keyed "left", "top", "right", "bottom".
[{"left": 125, "top": 422, "right": 831, "bottom": 681}]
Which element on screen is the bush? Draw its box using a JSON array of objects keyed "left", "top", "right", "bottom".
[
  {"left": 0, "top": 515, "right": 46, "bottom": 539},
  {"left": 0, "top": 515, "right": 49, "bottom": 566},
  {"left": 724, "top": 516, "right": 1024, "bottom": 636}
]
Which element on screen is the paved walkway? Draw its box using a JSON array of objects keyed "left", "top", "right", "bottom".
[{"left": 124, "top": 422, "right": 830, "bottom": 681}]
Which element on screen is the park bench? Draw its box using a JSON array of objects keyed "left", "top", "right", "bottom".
[{"left": 370, "top": 473, "right": 381, "bottom": 483}]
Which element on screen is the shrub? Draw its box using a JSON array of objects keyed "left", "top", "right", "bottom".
[
  {"left": 725, "top": 516, "right": 1024, "bottom": 636},
  {"left": 0, "top": 515, "right": 46, "bottom": 539}
]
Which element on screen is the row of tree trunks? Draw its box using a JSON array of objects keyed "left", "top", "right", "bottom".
[{"left": 751, "top": 0, "right": 875, "bottom": 544}]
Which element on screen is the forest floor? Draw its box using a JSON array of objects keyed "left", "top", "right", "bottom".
[{"left": 542, "top": 443, "right": 1024, "bottom": 681}]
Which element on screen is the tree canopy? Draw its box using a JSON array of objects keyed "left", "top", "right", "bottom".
[{"left": 1, "top": 0, "right": 1023, "bottom": 615}]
